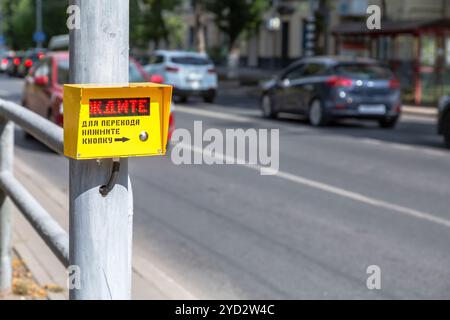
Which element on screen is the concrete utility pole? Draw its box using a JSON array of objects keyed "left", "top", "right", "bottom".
[
  {"left": 69, "top": 0, "right": 132, "bottom": 300},
  {"left": 36, "top": 0, "right": 43, "bottom": 48}
]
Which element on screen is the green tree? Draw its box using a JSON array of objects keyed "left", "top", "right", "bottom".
[
  {"left": 192, "top": 0, "right": 206, "bottom": 53},
  {"left": 42, "top": 0, "right": 68, "bottom": 39},
  {"left": 1, "top": 0, "right": 68, "bottom": 50},
  {"left": 315, "top": 0, "right": 334, "bottom": 55},
  {"left": 2, "top": 0, "right": 34, "bottom": 49},
  {"left": 204, "top": 0, "right": 269, "bottom": 52},
  {"left": 130, "top": 0, "right": 184, "bottom": 50}
]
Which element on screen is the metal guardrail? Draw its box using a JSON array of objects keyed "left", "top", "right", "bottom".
[
  {"left": 0, "top": 98, "right": 69, "bottom": 294},
  {"left": 0, "top": 99, "right": 63, "bottom": 153}
]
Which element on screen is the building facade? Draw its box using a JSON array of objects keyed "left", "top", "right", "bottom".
[
  {"left": 334, "top": 0, "right": 450, "bottom": 104},
  {"left": 180, "top": 0, "right": 320, "bottom": 68},
  {"left": 179, "top": 0, "right": 450, "bottom": 104}
]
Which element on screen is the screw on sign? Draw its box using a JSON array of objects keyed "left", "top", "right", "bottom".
[{"left": 139, "top": 131, "right": 149, "bottom": 142}]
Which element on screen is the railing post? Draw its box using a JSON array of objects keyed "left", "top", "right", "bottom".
[
  {"left": 69, "top": 0, "right": 132, "bottom": 299},
  {"left": 0, "top": 116, "right": 13, "bottom": 295}
]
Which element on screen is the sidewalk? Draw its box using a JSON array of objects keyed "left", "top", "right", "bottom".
[
  {"left": 402, "top": 105, "right": 438, "bottom": 118},
  {"left": 0, "top": 252, "right": 49, "bottom": 300},
  {"left": 6, "top": 156, "right": 196, "bottom": 300}
]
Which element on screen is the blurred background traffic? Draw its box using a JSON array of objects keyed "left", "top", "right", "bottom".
[
  {"left": 2, "top": 0, "right": 450, "bottom": 145},
  {"left": 2, "top": 0, "right": 450, "bottom": 299}
]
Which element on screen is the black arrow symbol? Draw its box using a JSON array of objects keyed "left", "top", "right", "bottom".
[{"left": 115, "top": 137, "right": 130, "bottom": 143}]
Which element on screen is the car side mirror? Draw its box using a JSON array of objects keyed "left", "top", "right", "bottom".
[{"left": 34, "top": 75, "right": 49, "bottom": 86}]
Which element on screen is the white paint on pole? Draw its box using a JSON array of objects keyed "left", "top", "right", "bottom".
[{"left": 69, "top": 0, "right": 132, "bottom": 300}]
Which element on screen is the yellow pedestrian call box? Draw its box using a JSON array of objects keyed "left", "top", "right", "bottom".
[{"left": 63, "top": 83, "right": 173, "bottom": 160}]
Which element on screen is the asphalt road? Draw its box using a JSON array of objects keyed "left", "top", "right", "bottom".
[{"left": 2, "top": 74, "right": 450, "bottom": 299}]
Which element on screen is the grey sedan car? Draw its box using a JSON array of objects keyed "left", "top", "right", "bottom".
[{"left": 261, "top": 56, "right": 402, "bottom": 128}]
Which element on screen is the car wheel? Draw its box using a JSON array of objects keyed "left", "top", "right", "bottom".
[
  {"left": 261, "top": 94, "right": 277, "bottom": 119},
  {"left": 308, "top": 99, "right": 328, "bottom": 127},
  {"left": 178, "top": 96, "right": 188, "bottom": 103},
  {"left": 378, "top": 117, "right": 398, "bottom": 129},
  {"left": 203, "top": 92, "right": 216, "bottom": 104}
]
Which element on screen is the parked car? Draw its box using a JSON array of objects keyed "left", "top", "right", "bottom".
[
  {"left": 0, "top": 51, "right": 15, "bottom": 73},
  {"left": 438, "top": 95, "right": 450, "bottom": 148},
  {"left": 144, "top": 50, "right": 218, "bottom": 103},
  {"left": 0, "top": 56, "right": 7, "bottom": 73},
  {"left": 22, "top": 51, "right": 175, "bottom": 141},
  {"left": 17, "top": 49, "right": 46, "bottom": 78},
  {"left": 6, "top": 51, "right": 25, "bottom": 77},
  {"left": 261, "top": 56, "right": 402, "bottom": 128}
]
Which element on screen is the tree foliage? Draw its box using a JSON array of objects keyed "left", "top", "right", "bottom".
[
  {"left": 0, "top": 0, "right": 269, "bottom": 53},
  {"left": 204, "top": 0, "right": 269, "bottom": 50},
  {"left": 1, "top": 0, "right": 68, "bottom": 50},
  {"left": 130, "top": 0, "right": 184, "bottom": 49}
]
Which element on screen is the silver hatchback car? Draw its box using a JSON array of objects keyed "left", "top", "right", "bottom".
[{"left": 145, "top": 50, "right": 218, "bottom": 103}]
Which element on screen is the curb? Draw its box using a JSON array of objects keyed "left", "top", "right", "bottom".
[{"left": 402, "top": 106, "right": 437, "bottom": 119}]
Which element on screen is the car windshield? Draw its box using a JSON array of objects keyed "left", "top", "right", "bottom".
[
  {"left": 129, "top": 61, "right": 146, "bottom": 82},
  {"left": 335, "top": 64, "right": 393, "bottom": 80},
  {"left": 171, "top": 56, "right": 211, "bottom": 66}
]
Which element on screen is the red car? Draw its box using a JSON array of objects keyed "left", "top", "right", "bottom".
[{"left": 22, "top": 51, "right": 175, "bottom": 140}]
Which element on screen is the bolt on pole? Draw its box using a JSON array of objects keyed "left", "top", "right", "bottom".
[
  {"left": 69, "top": 0, "right": 133, "bottom": 300},
  {"left": 0, "top": 117, "right": 14, "bottom": 295}
]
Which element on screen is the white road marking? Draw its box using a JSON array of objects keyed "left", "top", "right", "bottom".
[
  {"left": 176, "top": 105, "right": 254, "bottom": 123},
  {"left": 358, "top": 137, "right": 447, "bottom": 157},
  {"left": 176, "top": 105, "right": 449, "bottom": 158},
  {"left": 177, "top": 142, "right": 450, "bottom": 229}
]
